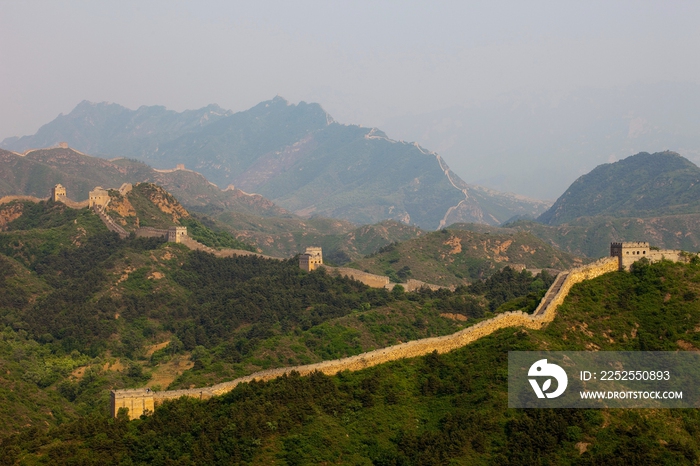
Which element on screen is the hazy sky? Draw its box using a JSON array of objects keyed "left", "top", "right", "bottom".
[{"left": 2, "top": 0, "right": 700, "bottom": 195}]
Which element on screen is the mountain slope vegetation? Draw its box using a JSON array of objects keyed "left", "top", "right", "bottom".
[
  {"left": 3, "top": 259, "right": 700, "bottom": 464},
  {"left": 538, "top": 151, "right": 700, "bottom": 225},
  {"left": 350, "top": 228, "right": 582, "bottom": 286},
  {"left": 0, "top": 200, "right": 545, "bottom": 434}
]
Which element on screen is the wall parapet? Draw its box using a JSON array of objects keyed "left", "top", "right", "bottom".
[
  {"left": 0, "top": 195, "right": 47, "bottom": 206},
  {"left": 321, "top": 265, "right": 390, "bottom": 288},
  {"left": 534, "top": 257, "right": 618, "bottom": 322},
  {"left": 134, "top": 227, "right": 169, "bottom": 238},
  {"left": 93, "top": 205, "right": 128, "bottom": 238}
]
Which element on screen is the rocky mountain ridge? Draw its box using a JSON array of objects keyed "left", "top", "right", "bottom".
[{"left": 2, "top": 98, "right": 549, "bottom": 229}]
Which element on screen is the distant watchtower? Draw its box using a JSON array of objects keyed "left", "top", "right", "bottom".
[
  {"left": 610, "top": 241, "right": 650, "bottom": 270},
  {"left": 299, "top": 247, "right": 323, "bottom": 271},
  {"left": 168, "top": 226, "right": 187, "bottom": 243},
  {"left": 88, "top": 187, "right": 110, "bottom": 208},
  {"left": 111, "top": 389, "right": 154, "bottom": 420},
  {"left": 51, "top": 184, "right": 67, "bottom": 203}
]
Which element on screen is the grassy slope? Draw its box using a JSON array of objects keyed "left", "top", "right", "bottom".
[
  {"left": 215, "top": 211, "right": 424, "bottom": 262},
  {"left": 350, "top": 228, "right": 583, "bottom": 286}
]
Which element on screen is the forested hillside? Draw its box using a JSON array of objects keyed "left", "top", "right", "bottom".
[
  {"left": 0, "top": 200, "right": 550, "bottom": 436},
  {"left": 3, "top": 259, "right": 700, "bottom": 464},
  {"left": 538, "top": 151, "right": 700, "bottom": 225}
]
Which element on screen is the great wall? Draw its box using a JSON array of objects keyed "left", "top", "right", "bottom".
[
  {"left": 112, "top": 256, "right": 621, "bottom": 419},
  {"left": 0, "top": 186, "right": 689, "bottom": 420}
]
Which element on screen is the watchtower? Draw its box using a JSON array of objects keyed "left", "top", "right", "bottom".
[
  {"left": 88, "top": 187, "right": 110, "bottom": 208},
  {"left": 610, "top": 241, "right": 650, "bottom": 270},
  {"left": 51, "top": 184, "right": 67, "bottom": 203},
  {"left": 168, "top": 226, "right": 187, "bottom": 243},
  {"left": 299, "top": 247, "right": 323, "bottom": 271},
  {"left": 111, "top": 388, "right": 154, "bottom": 420}
]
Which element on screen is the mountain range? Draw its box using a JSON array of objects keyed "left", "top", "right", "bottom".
[
  {"left": 1, "top": 98, "right": 549, "bottom": 230},
  {"left": 460, "top": 151, "right": 700, "bottom": 257}
]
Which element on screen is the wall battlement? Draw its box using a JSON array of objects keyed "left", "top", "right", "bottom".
[{"left": 610, "top": 241, "right": 696, "bottom": 270}]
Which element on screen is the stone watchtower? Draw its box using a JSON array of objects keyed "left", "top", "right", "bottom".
[
  {"left": 299, "top": 247, "right": 323, "bottom": 271},
  {"left": 111, "top": 388, "right": 154, "bottom": 419},
  {"left": 88, "top": 187, "right": 110, "bottom": 208},
  {"left": 51, "top": 184, "right": 67, "bottom": 203},
  {"left": 610, "top": 241, "right": 650, "bottom": 270},
  {"left": 168, "top": 226, "right": 187, "bottom": 243}
]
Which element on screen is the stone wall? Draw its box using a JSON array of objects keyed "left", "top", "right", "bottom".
[
  {"left": 62, "top": 199, "right": 90, "bottom": 209},
  {"left": 135, "top": 227, "right": 169, "bottom": 239},
  {"left": 321, "top": 266, "right": 390, "bottom": 288},
  {"left": 404, "top": 279, "right": 451, "bottom": 292},
  {"left": 93, "top": 206, "right": 128, "bottom": 238},
  {"left": 112, "top": 256, "right": 622, "bottom": 419},
  {"left": 179, "top": 235, "right": 279, "bottom": 260},
  {"left": 533, "top": 257, "right": 619, "bottom": 322},
  {"left": 113, "top": 309, "right": 542, "bottom": 418},
  {"left": 118, "top": 183, "right": 133, "bottom": 195},
  {"left": 0, "top": 195, "right": 46, "bottom": 205},
  {"left": 648, "top": 249, "right": 692, "bottom": 265},
  {"left": 111, "top": 389, "right": 155, "bottom": 419}
]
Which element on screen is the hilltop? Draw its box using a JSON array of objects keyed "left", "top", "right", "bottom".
[
  {"left": 1, "top": 100, "right": 232, "bottom": 157},
  {"left": 0, "top": 147, "right": 286, "bottom": 218},
  {"left": 215, "top": 213, "right": 424, "bottom": 263},
  {"left": 538, "top": 151, "right": 700, "bottom": 225},
  {"left": 458, "top": 151, "right": 700, "bottom": 257},
  {"left": 349, "top": 228, "right": 582, "bottom": 286},
  {"left": 1, "top": 98, "right": 549, "bottom": 229}
]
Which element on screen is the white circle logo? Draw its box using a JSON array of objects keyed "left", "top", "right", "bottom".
[{"left": 528, "top": 359, "right": 568, "bottom": 399}]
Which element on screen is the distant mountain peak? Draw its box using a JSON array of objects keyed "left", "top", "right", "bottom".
[
  {"left": 1, "top": 97, "right": 548, "bottom": 229},
  {"left": 537, "top": 151, "right": 700, "bottom": 225}
]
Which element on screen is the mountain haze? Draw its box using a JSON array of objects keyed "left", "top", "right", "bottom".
[
  {"left": 1, "top": 101, "right": 232, "bottom": 158},
  {"left": 0, "top": 147, "right": 286, "bottom": 217},
  {"left": 2, "top": 98, "right": 549, "bottom": 229},
  {"left": 382, "top": 83, "right": 700, "bottom": 199}
]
